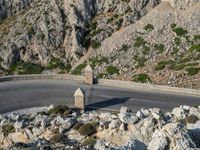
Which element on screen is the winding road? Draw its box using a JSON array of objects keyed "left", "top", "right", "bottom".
[{"left": 0, "top": 79, "right": 200, "bottom": 114}]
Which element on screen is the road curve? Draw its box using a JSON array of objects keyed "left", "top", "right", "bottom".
[{"left": 0, "top": 80, "right": 200, "bottom": 114}]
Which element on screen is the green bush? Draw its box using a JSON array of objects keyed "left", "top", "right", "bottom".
[
  {"left": 10, "top": 61, "right": 43, "bottom": 74},
  {"left": 143, "top": 46, "right": 150, "bottom": 55},
  {"left": 154, "top": 61, "right": 168, "bottom": 71},
  {"left": 134, "top": 37, "right": 146, "bottom": 48},
  {"left": 50, "top": 133, "right": 63, "bottom": 143},
  {"left": 134, "top": 57, "right": 147, "bottom": 68},
  {"left": 194, "top": 35, "right": 200, "bottom": 42},
  {"left": 174, "top": 37, "right": 181, "bottom": 46},
  {"left": 172, "top": 27, "right": 187, "bottom": 36},
  {"left": 171, "top": 64, "right": 185, "bottom": 71},
  {"left": 89, "top": 56, "right": 108, "bottom": 67},
  {"left": 47, "top": 57, "right": 66, "bottom": 70},
  {"left": 91, "top": 40, "right": 101, "bottom": 49},
  {"left": 97, "top": 73, "right": 108, "bottom": 79},
  {"left": 73, "top": 122, "right": 84, "bottom": 130},
  {"left": 132, "top": 73, "right": 151, "bottom": 83},
  {"left": 106, "top": 65, "right": 119, "bottom": 75},
  {"left": 189, "top": 44, "right": 200, "bottom": 52},
  {"left": 154, "top": 44, "right": 165, "bottom": 53},
  {"left": 48, "top": 105, "right": 69, "bottom": 115},
  {"left": 118, "top": 44, "right": 129, "bottom": 52},
  {"left": 144, "top": 24, "right": 154, "bottom": 31},
  {"left": 78, "top": 123, "right": 97, "bottom": 136},
  {"left": 2, "top": 124, "right": 15, "bottom": 136},
  {"left": 71, "top": 63, "right": 87, "bottom": 75},
  {"left": 186, "top": 115, "right": 199, "bottom": 124},
  {"left": 186, "top": 67, "right": 199, "bottom": 76},
  {"left": 82, "top": 137, "right": 96, "bottom": 148}
]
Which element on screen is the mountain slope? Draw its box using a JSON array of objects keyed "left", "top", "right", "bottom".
[{"left": 0, "top": 0, "right": 200, "bottom": 89}]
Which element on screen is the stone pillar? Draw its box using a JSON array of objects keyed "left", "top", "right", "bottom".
[
  {"left": 74, "top": 88, "right": 85, "bottom": 110},
  {"left": 85, "top": 65, "right": 93, "bottom": 85}
]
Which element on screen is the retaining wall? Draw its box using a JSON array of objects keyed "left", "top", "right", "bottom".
[
  {"left": 0, "top": 74, "right": 200, "bottom": 97},
  {"left": 0, "top": 74, "right": 85, "bottom": 82},
  {"left": 98, "top": 79, "right": 200, "bottom": 97}
]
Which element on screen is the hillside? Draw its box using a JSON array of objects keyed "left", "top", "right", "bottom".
[{"left": 0, "top": 0, "right": 200, "bottom": 89}]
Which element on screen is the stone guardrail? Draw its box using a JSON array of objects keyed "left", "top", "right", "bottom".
[
  {"left": 0, "top": 74, "right": 200, "bottom": 97},
  {"left": 0, "top": 74, "right": 85, "bottom": 82},
  {"left": 98, "top": 79, "right": 200, "bottom": 97}
]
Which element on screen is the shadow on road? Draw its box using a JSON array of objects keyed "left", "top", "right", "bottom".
[{"left": 86, "top": 97, "right": 130, "bottom": 110}]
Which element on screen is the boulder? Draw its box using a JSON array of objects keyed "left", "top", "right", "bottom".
[
  {"left": 119, "top": 113, "right": 138, "bottom": 124},
  {"left": 9, "top": 132, "right": 29, "bottom": 144},
  {"left": 148, "top": 130, "right": 168, "bottom": 150},
  {"left": 109, "top": 119, "right": 121, "bottom": 130},
  {"left": 171, "top": 107, "right": 187, "bottom": 120}
]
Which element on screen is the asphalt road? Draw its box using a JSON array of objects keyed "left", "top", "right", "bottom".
[{"left": 0, "top": 80, "right": 200, "bottom": 114}]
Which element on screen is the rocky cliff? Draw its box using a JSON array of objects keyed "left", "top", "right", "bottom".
[{"left": 0, "top": 0, "right": 200, "bottom": 89}]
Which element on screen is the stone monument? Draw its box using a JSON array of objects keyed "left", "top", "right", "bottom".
[
  {"left": 74, "top": 88, "right": 85, "bottom": 110},
  {"left": 85, "top": 65, "right": 93, "bottom": 85}
]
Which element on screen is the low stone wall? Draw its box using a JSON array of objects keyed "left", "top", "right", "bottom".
[
  {"left": 98, "top": 79, "right": 200, "bottom": 97},
  {"left": 0, "top": 74, "right": 200, "bottom": 97},
  {"left": 0, "top": 74, "right": 85, "bottom": 82}
]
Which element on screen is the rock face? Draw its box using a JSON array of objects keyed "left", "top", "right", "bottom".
[
  {"left": 0, "top": 0, "right": 33, "bottom": 20},
  {"left": 0, "top": 0, "right": 159, "bottom": 71},
  {"left": 0, "top": 0, "right": 200, "bottom": 89},
  {"left": 162, "top": 0, "right": 199, "bottom": 9}
]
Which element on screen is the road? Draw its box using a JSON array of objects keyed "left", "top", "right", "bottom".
[{"left": 0, "top": 80, "right": 200, "bottom": 114}]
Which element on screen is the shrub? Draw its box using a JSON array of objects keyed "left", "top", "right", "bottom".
[
  {"left": 186, "top": 67, "right": 199, "bottom": 76},
  {"left": 78, "top": 123, "right": 97, "bottom": 136},
  {"left": 106, "top": 65, "right": 119, "bottom": 75},
  {"left": 89, "top": 121, "right": 99, "bottom": 129},
  {"left": 132, "top": 73, "right": 151, "bottom": 83},
  {"left": 189, "top": 44, "right": 200, "bottom": 52},
  {"left": 134, "top": 37, "right": 146, "bottom": 48},
  {"left": 63, "top": 109, "right": 72, "bottom": 116},
  {"left": 47, "top": 57, "right": 66, "bottom": 70},
  {"left": 174, "top": 37, "right": 181, "bottom": 46},
  {"left": 2, "top": 124, "right": 15, "bottom": 136},
  {"left": 144, "top": 24, "right": 154, "bottom": 31},
  {"left": 143, "top": 46, "right": 150, "bottom": 55},
  {"left": 97, "top": 73, "right": 108, "bottom": 79},
  {"left": 50, "top": 133, "right": 63, "bottom": 143},
  {"left": 134, "top": 57, "right": 147, "bottom": 68},
  {"left": 154, "top": 61, "right": 168, "bottom": 71},
  {"left": 73, "top": 122, "right": 84, "bottom": 130},
  {"left": 71, "top": 63, "right": 87, "bottom": 75},
  {"left": 172, "top": 27, "right": 187, "bottom": 37},
  {"left": 154, "top": 64, "right": 165, "bottom": 71},
  {"left": 171, "top": 64, "right": 185, "bottom": 71},
  {"left": 118, "top": 44, "right": 129, "bottom": 52},
  {"left": 194, "top": 35, "right": 200, "bottom": 42},
  {"left": 154, "top": 44, "right": 165, "bottom": 53},
  {"left": 82, "top": 137, "right": 96, "bottom": 148},
  {"left": 89, "top": 56, "right": 108, "bottom": 67},
  {"left": 48, "top": 105, "right": 69, "bottom": 115},
  {"left": 10, "top": 61, "right": 43, "bottom": 74},
  {"left": 91, "top": 40, "right": 101, "bottom": 49},
  {"left": 186, "top": 115, "right": 199, "bottom": 124}
]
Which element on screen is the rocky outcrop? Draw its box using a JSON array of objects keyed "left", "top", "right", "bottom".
[
  {"left": 0, "top": 105, "right": 200, "bottom": 149},
  {"left": 0, "top": 0, "right": 159, "bottom": 70},
  {"left": 0, "top": 0, "right": 33, "bottom": 20}
]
